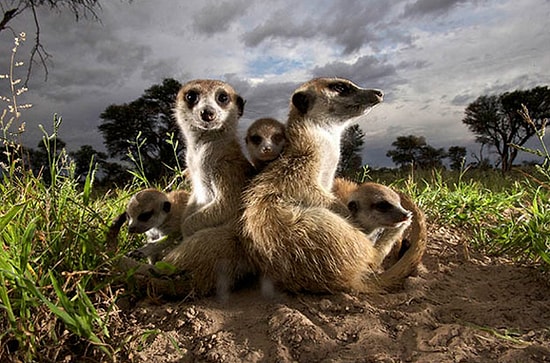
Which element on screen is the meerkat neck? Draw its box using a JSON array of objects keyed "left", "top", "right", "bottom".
[{"left": 286, "top": 119, "right": 346, "bottom": 190}]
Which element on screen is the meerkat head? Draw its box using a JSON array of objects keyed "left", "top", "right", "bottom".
[
  {"left": 175, "top": 79, "right": 245, "bottom": 133},
  {"left": 245, "top": 118, "right": 286, "bottom": 164},
  {"left": 126, "top": 189, "right": 172, "bottom": 234},
  {"left": 347, "top": 182, "right": 412, "bottom": 235},
  {"left": 288, "top": 77, "right": 383, "bottom": 128}
]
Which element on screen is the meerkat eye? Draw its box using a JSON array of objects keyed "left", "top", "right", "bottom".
[
  {"left": 348, "top": 200, "right": 359, "bottom": 214},
  {"left": 137, "top": 210, "right": 154, "bottom": 222},
  {"left": 372, "top": 201, "right": 393, "bottom": 213},
  {"left": 217, "top": 91, "right": 230, "bottom": 105},
  {"left": 185, "top": 91, "right": 199, "bottom": 105},
  {"left": 249, "top": 135, "right": 263, "bottom": 145},
  {"left": 330, "top": 82, "right": 351, "bottom": 95}
]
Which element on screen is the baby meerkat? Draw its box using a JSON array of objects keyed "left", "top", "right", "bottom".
[
  {"left": 347, "top": 183, "right": 413, "bottom": 265},
  {"left": 245, "top": 117, "right": 286, "bottom": 171},
  {"left": 124, "top": 188, "right": 189, "bottom": 263},
  {"left": 333, "top": 178, "right": 427, "bottom": 271}
]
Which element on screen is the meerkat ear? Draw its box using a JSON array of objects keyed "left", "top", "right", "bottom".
[
  {"left": 292, "top": 91, "right": 315, "bottom": 115},
  {"left": 347, "top": 200, "right": 359, "bottom": 215},
  {"left": 162, "top": 201, "right": 171, "bottom": 213},
  {"left": 236, "top": 96, "right": 245, "bottom": 117}
]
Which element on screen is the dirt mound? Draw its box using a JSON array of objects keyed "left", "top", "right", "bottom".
[{"left": 117, "top": 224, "right": 550, "bottom": 362}]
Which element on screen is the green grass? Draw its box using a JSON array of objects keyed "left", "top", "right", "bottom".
[
  {"left": 0, "top": 132, "right": 126, "bottom": 360},
  {"left": 1, "top": 129, "right": 549, "bottom": 361}
]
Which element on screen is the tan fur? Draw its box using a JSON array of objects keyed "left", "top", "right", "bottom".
[
  {"left": 347, "top": 183, "right": 413, "bottom": 265},
  {"left": 242, "top": 77, "right": 388, "bottom": 293},
  {"left": 331, "top": 177, "right": 359, "bottom": 205},
  {"left": 162, "top": 79, "right": 256, "bottom": 296},
  {"left": 245, "top": 117, "right": 286, "bottom": 171},
  {"left": 173, "top": 79, "right": 254, "bottom": 237},
  {"left": 333, "top": 179, "right": 427, "bottom": 274},
  {"left": 124, "top": 188, "right": 189, "bottom": 263}
]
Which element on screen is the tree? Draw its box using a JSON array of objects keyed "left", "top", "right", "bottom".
[
  {"left": 447, "top": 146, "right": 467, "bottom": 171},
  {"left": 1, "top": 0, "right": 109, "bottom": 83},
  {"left": 386, "top": 135, "right": 426, "bottom": 169},
  {"left": 386, "top": 135, "right": 446, "bottom": 170},
  {"left": 463, "top": 86, "right": 550, "bottom": 173},
  {"left": 98, "top": 78, "right": 184, "bottom": 182},
  {"left": 69, "top": 144, "right": 107, "bottom": 178},
  {"left": 417, "top": 145, "right": 446, "bottom": 169},
  {"left": 337, "top": 124, "right": 365, "bottom": 178}
]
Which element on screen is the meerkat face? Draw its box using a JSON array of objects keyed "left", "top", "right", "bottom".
[
  {"left": 126, "top": 189, "right": 172, "bottom": 234},
  {"left": 175, "top": 79, "right": 245, "bottom": 132},
  {"left": 289, "top": 78, "right": 383, "bottom": 127},
  {"left": 347, "top": 183, "right": 412, "bottom": 234},
  {"left": 245, "top": 118, "right": 286, "bottom": 162}
]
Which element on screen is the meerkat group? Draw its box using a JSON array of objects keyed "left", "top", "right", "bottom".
[{"left": 110, "top": 77, "right": 427, "bottom": 297}]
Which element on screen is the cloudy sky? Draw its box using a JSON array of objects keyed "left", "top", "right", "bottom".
[{"left": 1, "top": 0, "right": 549, "bottom": 167}]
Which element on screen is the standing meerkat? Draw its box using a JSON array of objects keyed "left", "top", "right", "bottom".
[
  {"left": 242, "top": 77, "right": 424, "bottom": 293},
  {"left": 245, "top": 117, "right": 286, "bottom": 171},
  {"left": 159, "top": 79, "right": 256, "bottom": 296},
  {"left": 173, "top": 79, "right": 254, "bottom": 237}
]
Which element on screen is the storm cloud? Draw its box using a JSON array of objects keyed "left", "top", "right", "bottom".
[{"left": 0, "top": 0, "right": 548, "bottom": 167}]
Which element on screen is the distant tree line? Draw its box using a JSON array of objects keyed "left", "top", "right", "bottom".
[
  {"left": 385, "top": 135, "right": 466, "bottom": 171},
  {"left": 7, "top": 81, "right": 549, "bottom": 186}
]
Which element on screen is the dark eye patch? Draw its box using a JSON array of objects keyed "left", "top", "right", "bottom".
[
  {"left": 372, "top": 201, "right": 393, "bottom": 213},
  {"left": 185, "top": 90, "right": 199, "bottom": 105},
  {"left": 137, "top": 210, "right": 154, "bottom": 222},
  {"left": 329, "top": 82, "right": 351, "bottom": 95},
  {"left": 249, "top": 135, "right": 263, "bottom": 145},
  {"left": 348, "top": 200, "right": 359, "bottom": 214},
  {"left": 217, "top": 91, "right": 229, "bottom": 105}
]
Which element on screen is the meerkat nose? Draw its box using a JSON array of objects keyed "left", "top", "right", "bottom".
[
  {"left": 200, "top": 107, "right": 216, "bottom": 122},
  {"left": 373, "top": 89, "right": 384, "bottom": 99}
]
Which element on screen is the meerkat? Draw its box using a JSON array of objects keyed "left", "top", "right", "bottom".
[
  {"left": 123, "top": 188, "right": 189, "bottom": 263},
  {"left": 332, "top": 178, "right": 426, "bottom": 269},
  {"left": 347, "top": 183, "right": 413, "bottom": 264},
  {"left": 173, "top": 79, "right": 255, "bottom": 238},
  {"left": 245, "top": 117, "right": 286, "bottom": 171},
  {"left": 241, "top": 77, "right": 425, "bottom": 293},
  {"left": 156, "top": 79, "right": 256, "bottom": 296}
]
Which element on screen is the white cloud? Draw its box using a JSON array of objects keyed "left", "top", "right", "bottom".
[{"left": 0, "top": 0, "right": 548, "bottom": 167}]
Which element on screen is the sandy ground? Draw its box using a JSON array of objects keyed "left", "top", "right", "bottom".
[{"left": 116, "top": 223, "right": 550, "bottom": 362}]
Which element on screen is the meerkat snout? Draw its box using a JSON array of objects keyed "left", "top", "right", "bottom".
[
  {"left": 372, "top": 89, "right": 384, "bottom": 100},
  {"left": 200, "top": 106, "right": 216, "bottom": 122}
]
